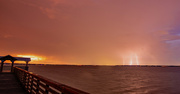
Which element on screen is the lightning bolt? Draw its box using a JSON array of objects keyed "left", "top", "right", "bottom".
[
  {"left": 129, "top": 55, "right": 133, "bottom": 65},
  {"left": 135, "top": 54, "right": 139, "bottom": 65},
  {"left": 123, "top": 56, "right": 125, "bottom": 65}
]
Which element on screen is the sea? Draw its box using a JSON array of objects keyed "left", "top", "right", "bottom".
[{"left": 28, "top": 65, "right": 180, "bottom": 94}]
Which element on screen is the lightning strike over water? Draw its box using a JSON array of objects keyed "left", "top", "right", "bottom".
[
  {"left": 123, "top": 53, "right": 140, "bottom": 65},
  {"left": 135, "top": 54, "right": 139, "bottom": 65},
  {"left": 123, "top": 56, "right": 125, "bottom": 65},
  {"left": 129, "top": 56, "right": 133, "bottom": 65}
]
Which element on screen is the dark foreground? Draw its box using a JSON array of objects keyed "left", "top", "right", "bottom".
[{"left": 0, "top": 73, "right": 26, "bottom": 94}]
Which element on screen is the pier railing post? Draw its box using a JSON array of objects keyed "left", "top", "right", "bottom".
[
  {"left": 11, "top": 60, "right": 15, "bottom": 72},
  {"left": 0, "top": 60, "right": 5, "bottom": 72},
  {"left": 23, "top": 71, "right": 26, "bottom": 87},
  {"left": 36, "top": 79, "right": 40, "bottom": 93},
  {"left": 25, "top": 61, "right": 29, "bottom": 71},
  {"left": 45, "top": 84, "right": 49, "bottom": 94},
  {"left": 30, "top": 76, "right": 33, "bottom": 93}
]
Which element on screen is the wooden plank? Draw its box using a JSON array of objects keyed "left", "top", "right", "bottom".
[{"left": 0, "top": 73, "right": 26, "bottom": 94}]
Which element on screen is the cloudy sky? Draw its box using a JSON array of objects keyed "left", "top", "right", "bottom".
[{"left": 1, "top": 0, "right": 180, "bottom": 65}]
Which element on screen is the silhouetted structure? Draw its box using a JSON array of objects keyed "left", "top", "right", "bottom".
[{"left": 0, "top": 55, "right": 31, "bottom": 72}]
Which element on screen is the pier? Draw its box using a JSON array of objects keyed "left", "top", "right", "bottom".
[
  {"left": 0, "top": 72, "right": 26, "bottom": 94},
  {"left": 0, "top": 55, "right": 89, "bottom": 94}
]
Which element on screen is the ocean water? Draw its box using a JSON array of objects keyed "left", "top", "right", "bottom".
[{"left": 29, "top": 65, "right": 180, "bottom": 94}]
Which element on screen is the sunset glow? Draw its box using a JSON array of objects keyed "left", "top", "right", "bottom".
[{"left": 17, "top": 55, "right": 46, "bottom": 61}]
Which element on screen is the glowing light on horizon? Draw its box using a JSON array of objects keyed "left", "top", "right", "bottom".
[{"left": 17, "top": 55, "right": 46, "bottom": 61}]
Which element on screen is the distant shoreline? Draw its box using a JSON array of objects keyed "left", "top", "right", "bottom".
[{"left": 2, "top": 63, "right": 180, "bottom": 67}]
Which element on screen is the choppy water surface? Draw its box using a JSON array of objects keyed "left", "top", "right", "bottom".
[{"left": 29, "top": 65, "right": 180, "bottom": 94}]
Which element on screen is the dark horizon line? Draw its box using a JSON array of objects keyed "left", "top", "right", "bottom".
[{"left": 2, "top": 63, "right": 180, "bottom": 67}]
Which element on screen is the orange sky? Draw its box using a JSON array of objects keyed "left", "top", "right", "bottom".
[{"left": 1, "top": 0, "right": 180, "bottom": 65}]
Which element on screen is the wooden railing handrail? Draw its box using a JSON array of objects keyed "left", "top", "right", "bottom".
[{"left": 13, "top": 67, "right": 89, "bottom": 94}]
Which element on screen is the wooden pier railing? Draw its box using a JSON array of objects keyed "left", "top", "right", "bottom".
[{"left": 13, "top": 67, "right": 89, "bottom": 94}]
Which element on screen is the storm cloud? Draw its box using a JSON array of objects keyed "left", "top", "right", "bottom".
[{"left": 1, "top": 0, "right": 180, "bottom": 65}]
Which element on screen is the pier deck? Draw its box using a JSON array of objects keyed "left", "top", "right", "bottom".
[
  {"left": 0, "top": 73, "right": 26, "bottom": 94},
  {"left": 0, "top": 67, "right": 89, "bottom": 94},
  {"left": 0, "top": 55, "right": 88, "bottom": 94}
]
